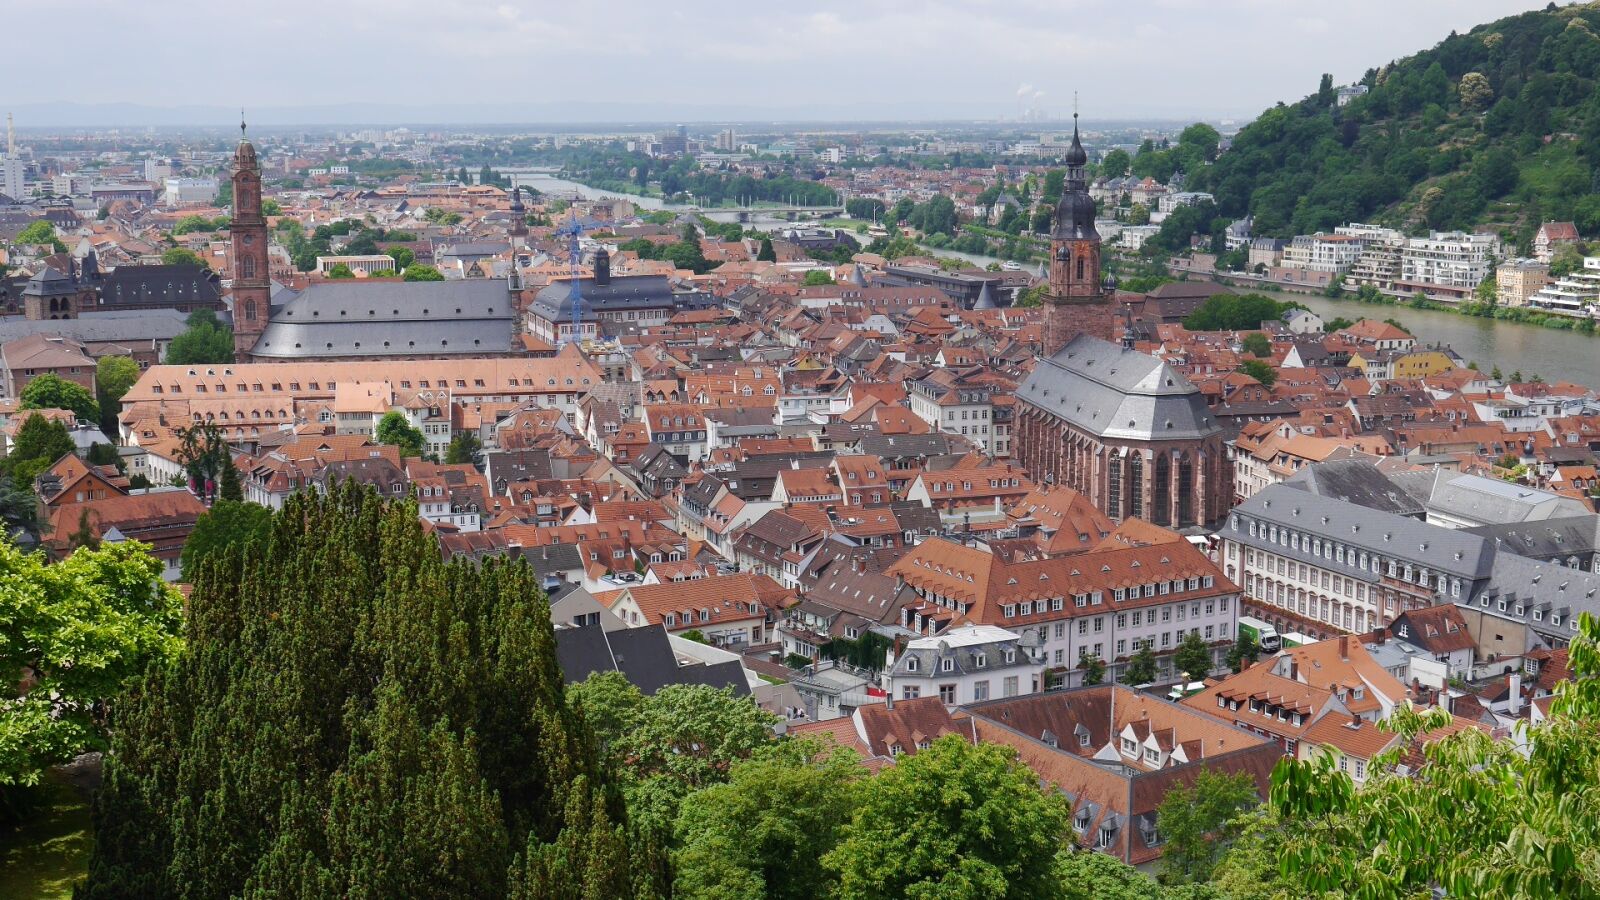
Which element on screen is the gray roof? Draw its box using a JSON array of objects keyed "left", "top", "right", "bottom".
[
  {"left": 0, "top": 308, "right": 188, "bottom": 344},
  {"left": 252, "top": 278, "right": 515, "bottom": 359},
  {"left": 1462, "top": 515, "right": 1600, "bottom": 562},
  {"left": 1017, "top": 334, "right": 1220, "bottom": 442},
  {"left": 1281, "top": 458, "right": 1426, "bottom": 518},
  {"left": 1425, "top": 471, "right": 1591, "bottom": 527},
  {"left": 531, "top": 274, "right": 690, "bottom": 323},
  {"left": 1231, "top": 484, "right": 1496, "bottom": 581},
  {"left": 554, "top": 623, "right": 749, "bottom": 695}
]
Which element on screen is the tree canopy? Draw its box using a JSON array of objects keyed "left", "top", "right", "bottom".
[
  {"left": 95, "top": 356, "right": 141, "bottom": 438},
  {"left": 164, "top": 308, "right": 233, "bottom": 365},
  {"left": 374, "top": 412, "right": 424, "bottom": 457},
  {"left": 1192, "top": 4, "right": 1600, "bottom": 240},
  {"left": 20, "top": 372, "right": 99, "bottom": 424},
  {"left": 0, "top": 414, "right": 74, "bottom": 486},
  {"left": 401, "top": 263, "right": 444, "bottom": 282},
  {"left": 159, "top": 247, "right": 205, "bottom": 268},
  {"left": 824, "top": 735, "right": 1069, "bottom": 899},
  {"left": 1183, "top": 293, "right": 1300, "bottom": 331},
  {"left": 1257, "top": 611, "right": 1600, "bottom": 898},
  {"left": 79, "top": 482, "right": 644, "bottom": 898},
  {"left": 179, "top": 500, "right": 273, "bottom": 582},
  {"left": 0, "top": 538, "right": 184, "bottom": 790}
]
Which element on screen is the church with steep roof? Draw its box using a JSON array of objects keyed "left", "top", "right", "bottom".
[{"left": 1014, "top": 116, "right": 1231, "bottom": 530}]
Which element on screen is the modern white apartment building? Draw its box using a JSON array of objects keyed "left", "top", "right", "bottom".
[
  {"left": 1282, "top": 233, "right": 1366, "bottom": 274},
  {"left": 1400, "top": 231, "right": 1498, "bottom": 297},
  {"left": 1525, "top": 257, "right": 1600, "bottom": 317}
]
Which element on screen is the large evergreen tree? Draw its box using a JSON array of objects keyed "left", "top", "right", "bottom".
[{"left": 81, "top": 482, "right": 642, "bottom": 898}]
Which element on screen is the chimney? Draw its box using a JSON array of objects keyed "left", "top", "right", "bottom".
[
  {"left": 1338, "top": 635, "right": 1349, "bottom": 661},
  {"left": 1507, "top": 672, "right": 1522, "bottom": 715}
]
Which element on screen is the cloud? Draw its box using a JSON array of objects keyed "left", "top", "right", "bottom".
[{"left": 2, "top": 0, "right": 1555, "bottom": 121}]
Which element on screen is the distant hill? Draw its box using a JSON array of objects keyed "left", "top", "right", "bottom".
[{"left": 1193, "top": 2, "right": 1600, "bottom": 251}]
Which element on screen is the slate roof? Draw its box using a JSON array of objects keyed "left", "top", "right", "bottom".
[
  {"left": 1017, "top": 334, "right": 1221, "bottom": 442},
  {"left": 1462, "top": 515, "right": 1600, "bottom": 561},
  {"left": 1281, "top": 458, "right": 1426, "bottom": 518},
  {"left": 0, "top": 308, "right": 189, "bottom": 344},
  {"left": 253, "top": 278, "right": 515, "bottom": 359},
  {"left": 554, "top": 623, "right": 749, "bottom": 695}
]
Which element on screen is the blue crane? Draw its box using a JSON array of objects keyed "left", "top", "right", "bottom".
[{"left": 552, "top": 210, "right": 614, "bottom": 344}]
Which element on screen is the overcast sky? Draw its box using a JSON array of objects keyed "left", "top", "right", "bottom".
[{"left": 5, "top": 1, "right": 1555, "bottom": 125}]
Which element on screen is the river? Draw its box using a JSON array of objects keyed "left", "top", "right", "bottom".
[
  {"left": 525, "top": 173, "right": 1596, "bottom": 383},
  {"left": 1257, "top": 290, "right": 1599, "bottom": 386}
]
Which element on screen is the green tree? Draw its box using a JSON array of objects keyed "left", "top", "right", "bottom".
[
  {"left": 218, "top": 459, "right": 243, "bottom": 502},
  {"left": 1156, "top": 770, "right": 1259, "bottom": 884},
  {"left": 673, "top": 740, "right": 864, "bottom": 900},
  {"left": 325, "top": 263, "right": 355, "bottom": 279},
  {"left": 444, "top": 432, "right": 483, "bottom": 467},
  {"left": 1261, "top": 611, "right": 1600, "bottom": 898},
  {"left": 1226, "top": 634, "right": 1260, "bottom": 673},
  {"left": 80, "top": 483, "right": 640, "bottom": 897},
  {"left": 1185, "top": 293, "right": 1299, "bottom": 331},
  {"left": 1078, "top": 649, "right": 1106, "bottom": 686},
  {"left": 1122, "top": 646, "right": 1158, "bottom": 685},
  {"left": 95, "top": 355, "right": 141, "bottom": 438},
  {"left": 825, "top": 735, "right": 1068, "bottom": 899},
  {"left": 0, "top": 538, "right": 184, "bottom": 789},
  {"left": 1324, "top": 316, "right": 1355, "bottom": 332},
  {"left": 375, "top": 411, "right": 424, "bottom": 457},
  {"left": 160, "top": 247, "right": 205, "bottom": 267},
  {"left": 1128, "top": 203, "right": 1151, "bottom": 226},
  {"left": 1054, "top": 848, "right": 1169, "bottom": 899},
  {"left": 1458, "top": 71, "right": 1494, "bottom": 110},
  {"left": 172, "top": 214, "right": 218, "bottom": 235},
  {"left": 1240, "top": 332, "right": 1272, "bottom": 358},
  {"left": 1101, "top": 149, "right": 1132, "bottom": 179},
  {"left": 20, "top": 372, "right": 99, "bottom": 424},
  {"left": 1238, "top": 359, "right": 1277, "bottom": 387},
  {"left": 260, "top": 198, "right": 282, "bottom": 216},
  {"left": 802, "top": 270, "right": 835, "bottom": 286},
  {"left": 0, "top": 414, "right": 75, "bottom": 485},
  {"left": 572, "top": 673, "right": 777, "bottom": 836},
  {"left": 15, "top": 220, "right": 65, "bottom": 251},
  {"left": 756, "top": 237, "right": 776, "bottom": 262},
  {"left": 175, "top": 422, "right": 231, "bottom": 501},
  {"left": 179, "top": 500, "right": 272, "bottom": 582},
  {"left": 165, "top": 308, "right": 234, "bottom": 365},
  {"left": 386, "top": 246, "right": 415, "bottom": 268},
  {"left": 1173, "top": 631, "right": 1216, "bottom": 680},
  {"left": 401, "top": 263, "right": 445, "bottom": 282}
]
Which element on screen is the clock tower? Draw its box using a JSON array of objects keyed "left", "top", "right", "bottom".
[
  {"left": 1043, "top": 114, "right": 1116, "bottom": 354},
  {"left": 230, "top": 116, "right": 270, "bottom": 360}
]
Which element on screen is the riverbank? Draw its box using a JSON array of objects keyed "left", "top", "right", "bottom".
[{"left": 1202, "top": 269, "right": 1597, "bottom": 336}]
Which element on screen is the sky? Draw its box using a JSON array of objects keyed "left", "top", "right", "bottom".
[{"left": 4, "top": 0, "right": 1557, "bottom": 126}]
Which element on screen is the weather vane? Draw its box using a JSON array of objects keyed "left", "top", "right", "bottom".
[{"left": 240, "top": 109, "right": 247, "bottom": 138}]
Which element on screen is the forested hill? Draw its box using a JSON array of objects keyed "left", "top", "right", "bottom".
[{"left": 1194, "top": 2, "right": 1600, "bottom": 249}]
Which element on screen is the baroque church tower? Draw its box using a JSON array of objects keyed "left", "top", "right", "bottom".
[
  {"left": 230, "top": 118, "right": 270, "bottom": 360},
  {"left": 1043, "top": 114, "right": 1116, "bottom": 354}
]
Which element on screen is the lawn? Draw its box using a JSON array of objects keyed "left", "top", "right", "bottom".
[{"left": 0, "top": 774, "right": 92, "bottom": 900}]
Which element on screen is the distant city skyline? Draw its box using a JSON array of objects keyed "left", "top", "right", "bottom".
[{"left": 5, "top": 1, "right": 1551, "bottom": 126}]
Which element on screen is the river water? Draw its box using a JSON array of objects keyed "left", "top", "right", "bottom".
[
  {"left": 1258, "top": 290, "right": 1598, "bottom": 386},
  {"left": 527, "top": 173, "right": 1596, "bottom": 384}
]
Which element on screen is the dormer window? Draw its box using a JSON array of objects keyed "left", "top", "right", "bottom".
[
  {"left": 906, "top": 657, "right": 918, "bottom": 672},
  {"left": 940, "top": 658, "right": 954, "bottom": 673}
]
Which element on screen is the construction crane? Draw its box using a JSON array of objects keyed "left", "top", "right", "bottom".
[{"left": 552, "top": 209, "right": 614, "bottom": 345}]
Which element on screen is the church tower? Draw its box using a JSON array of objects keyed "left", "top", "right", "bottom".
[
  {"left": 1043, "top": 114, "right": 1116, "bottom": 355},
  {"left": 509, "top": 185, "right": 528, "bottom": 248},
  {"left": 230, "top": 117, "right": 270, "bottom": 360}
]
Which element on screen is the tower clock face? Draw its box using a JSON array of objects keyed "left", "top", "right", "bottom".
[{"left": 242, "top": 234, "right": 254, "bottom": 246}]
